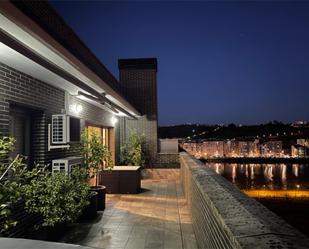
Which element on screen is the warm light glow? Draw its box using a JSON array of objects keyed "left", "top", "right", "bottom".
[
  {"left": 244, "top": 189, "right": 309, "bottom": 199},
  {"left": 111, "top": 116, "right": 118, "bottom": 125},
  {"left": 70, "top": 103, "right": 83, "bottom": 114}
]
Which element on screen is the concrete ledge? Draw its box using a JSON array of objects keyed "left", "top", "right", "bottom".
[
  {"left": 0, "top": 238, "right": 96, "bottom": 249},
  {"left": 180, "top": 152, "right": 309, "bottom": 249}
]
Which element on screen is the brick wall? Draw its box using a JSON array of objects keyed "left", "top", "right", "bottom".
[
  {"left": 0, "top": 62, "right": 65, "bottom": 165},
  {"left": 67, "top": 95, "right": 118, "bottom": 163},
  {"left": 0, "top": 62, "right": 118, "bottom": 166},
  {"left": 180, "top": 152, "right": 309, "bottom": 249},
  {"left": 118, "top": 59, "right": 158, "bottom": 166},
  {"left": 119, "top": 116, "right": 158, "bottom": 164},
  {"left": 67, "top": 95, "right": 116, "bottom": 128},
  {"left": 119, "top": 68, "right": 157, "bottom": 119}
]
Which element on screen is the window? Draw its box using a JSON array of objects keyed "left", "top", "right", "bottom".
[
  {"left": 86, "top": 125, "right": 115, "bottom": 162},
  {"left": 70, "top": 117, "right": 81, "bottom": 142}
]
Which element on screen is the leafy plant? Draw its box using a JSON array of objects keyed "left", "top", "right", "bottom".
[
  {"left": 24, "top": 167, "right": 90, "bottom": 227},
  {"left": 0, "top": 137, "right": 29, "bottom": 234},
  {"left": 81, "top": 129, "right": 114, "bottom": 185},
  {"left": 0, "top": 135, "right": 92, "bottom": 233},
  {"left": 0, "top": 137, "right": 42, "bottom": 234},
  {"left": 105, "top": 148, "right": 114, "bottom": 170},
  {"left": 120, "top": 130, "right": 146, "bottom": 166}
]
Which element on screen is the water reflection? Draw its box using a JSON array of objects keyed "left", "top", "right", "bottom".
[{"left": 206, "top": 163, "right": 309, "bottom": 190}]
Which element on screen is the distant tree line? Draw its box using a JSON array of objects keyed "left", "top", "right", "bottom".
[{"left": 158, "top": 121, "right": 309, "bottom": 141}]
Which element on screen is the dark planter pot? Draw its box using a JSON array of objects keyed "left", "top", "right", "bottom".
[
  {"left": 32, "top": 223, "right": 67, "bottom": 241},
  {"left": 0, "top": 199, "right": 42, "bottom": 238},
  {"left": 81, "top": 191, "right": 98, "bottom": 220},
  {"left": 26, "top": 222, "right": 67, "bottom": 241},
  {"left": 90, "top": 185, "right": 106, "bottom": 211}
]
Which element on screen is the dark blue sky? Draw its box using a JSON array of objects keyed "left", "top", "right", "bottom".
[{"left": 50, "top": 1, "right": 309, "bottom": 126}]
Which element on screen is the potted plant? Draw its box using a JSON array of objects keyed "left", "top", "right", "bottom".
[
  {"left": 0, "top": 136, "right": 92, "bottom": 238},
  {"left": 101, "top": 130, "right": 145, "bottom": 194},
  {"left": 81, "top": 129, "right": 110, "bottom": 211}
]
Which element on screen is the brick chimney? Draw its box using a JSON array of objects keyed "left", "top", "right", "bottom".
[{"left": 118, "top": 58, "right": 158, "bottom": 166}]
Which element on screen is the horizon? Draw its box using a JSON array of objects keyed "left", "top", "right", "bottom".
[
  {"left": 51, "top": 1, "right": 309, "bottom": 125},
  {"left": 158, "top": 120, "right": 309, "bottom": 127}
]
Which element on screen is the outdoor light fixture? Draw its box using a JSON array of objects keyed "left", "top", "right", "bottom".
[
  {"left": 70, "top": 103, "right": 83, "bottom": 114},
  {"left": 111, "top": 116, "right": 118, "bottom": 126},
  {"left": 76, "top": 91, "right": 138, "bottom": 119}
]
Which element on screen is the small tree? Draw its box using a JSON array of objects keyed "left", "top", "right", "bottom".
[
  {"left": 120, "top": 130, "right": 146, "bottom": 166},
  {"left": 81, "top": 129, "right": 114, "bottom": 186},
  {"left": 105, "top": 147, "right": 114, "bottom": 170}
]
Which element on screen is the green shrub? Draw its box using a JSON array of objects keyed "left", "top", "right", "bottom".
[
  {"left": 0, "top": 137, "right": 30, "bottom": 234},
  {"left": 0, "top": 136, "right": 91, "bottom": 233},
  {"left": 120, "top": 130, "right": 147, "bottom": 166},
  {"left": 24, "top": 167, "right": 90, "bottom": 227}
]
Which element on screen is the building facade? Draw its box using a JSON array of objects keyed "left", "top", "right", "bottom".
[
  {"left": 0, "top": 1, "right": 161, "bottom": 167},
  {"left": 118, "top": 59, "right": 158, "bottom": 164}
]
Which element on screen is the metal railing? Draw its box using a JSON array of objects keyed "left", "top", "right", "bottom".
[{"left": 0, "top": 155, "right": 19, "bottom": 182}]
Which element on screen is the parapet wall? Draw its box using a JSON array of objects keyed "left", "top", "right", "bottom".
[{"left": 180, "top": 152, "right": 309, "bottom": 249}]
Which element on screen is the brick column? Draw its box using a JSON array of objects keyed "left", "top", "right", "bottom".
[{"left": 118, "top": 58, "right": 158, "bottom": 166}]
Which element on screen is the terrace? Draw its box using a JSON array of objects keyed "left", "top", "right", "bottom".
[
  {"left": 3, "top": 153, "right": 309, "bottom": 249},
  {"left": 1, "top": 2, "right": 309, "bottom": 249},
  {"left": 0, "top": 169, "right": 197, "bottom": 249},
  {"left": 60, "top": 169, "right": 197, "bottom": 249}
]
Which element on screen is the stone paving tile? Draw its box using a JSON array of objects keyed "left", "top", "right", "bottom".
[{"left": 60, "top": 169, "right": 197, "bottom": 249}]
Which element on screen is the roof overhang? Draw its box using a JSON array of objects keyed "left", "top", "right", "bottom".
[{"left": 0, "top": 1, "right": 140, "bottom": 119}]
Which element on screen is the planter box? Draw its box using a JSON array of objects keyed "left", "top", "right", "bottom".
[
  {"left": 100, "top": 166, "right": 141, "bottom": 194},
  {"left": 80, "top": 191, "right": 98, "bottom": 220},
  {"left": 0, "top": 200, "right": 42, "bottom": 238}
]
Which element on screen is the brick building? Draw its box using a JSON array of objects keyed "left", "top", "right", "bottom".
[
  {"left": 118, "top": 59, "right": 158, "bottom": 164},
  {"left": 0, "top": 1, "right": 166, "bottom": 167}
]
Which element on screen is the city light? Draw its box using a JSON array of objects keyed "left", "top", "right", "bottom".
[{"left": 181, "top": 139, "right": 295, "bottom": 158}]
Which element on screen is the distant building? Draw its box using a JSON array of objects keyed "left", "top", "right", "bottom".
[
  {"left": 223, "top": 140, "right": 239, "bottom": 157},
  {"left": 291, "top": 144, "right": 309, "bottom": 157},
  {"left": 296, "top": 139, "right": 309, "bottom": 147},
  {"left": 182, "top": 138, "right": 304, "bottom": 158},
  {"left": 238, "top": 140, "right": 259, "bottom": 157},
  {"left": 202, "top": 141, "right": 224, "bottom": 157},
  {"left": 259, "top": 141, "right": 283, "bottom": 157}
]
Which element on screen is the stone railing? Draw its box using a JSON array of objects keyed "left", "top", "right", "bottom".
[{"left": 180, "top": 152, "right": 309, "bottom": 249}]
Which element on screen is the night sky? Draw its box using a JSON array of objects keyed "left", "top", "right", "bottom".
[{"left": 50, "top": 1, "right": 309, "bottom": 126}]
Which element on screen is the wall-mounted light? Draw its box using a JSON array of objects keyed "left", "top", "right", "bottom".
[
  {"left": 111, "top": 116, "right": 118, "bottom": 126},
  {"left": 70, "top": 104, "right": 83, "bottom": 114}
]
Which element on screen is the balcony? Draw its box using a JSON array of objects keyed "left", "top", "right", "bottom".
[
  {"left": 2, "top": 153, "right": 309, "bottom": 249},
  {"left": 59, "top": 169, "right": 197, "bottom": 249}
]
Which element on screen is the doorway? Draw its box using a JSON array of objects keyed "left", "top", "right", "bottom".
[{"left": 9, "top": 106, "right": 31, "bottom": 163}]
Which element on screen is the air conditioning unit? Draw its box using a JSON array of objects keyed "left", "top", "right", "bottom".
[
  {"left": 52, "top": 157, "right": 83, "bottom": 175},
  {"left": 52, "top": 114, "right": 70, "bottom": 144}
]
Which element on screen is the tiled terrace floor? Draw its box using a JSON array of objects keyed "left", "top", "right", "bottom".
[{"left": 61, "top": 169, "right": 197, "bottom": 249}]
